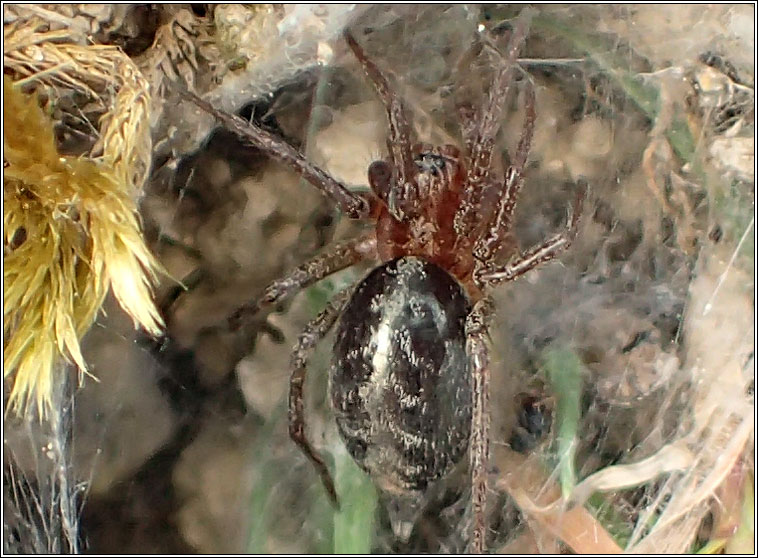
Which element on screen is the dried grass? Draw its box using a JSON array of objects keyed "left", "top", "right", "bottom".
[
  {"left": 3, "top": 19, "right": 163, "bottom": 419},
  {"left": 493, "top": 235, "right": 754, "bottom": 554}
]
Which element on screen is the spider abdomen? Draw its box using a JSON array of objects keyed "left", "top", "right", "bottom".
[{"left": 330, "top": 257, "right": 472, "bottom": 494}]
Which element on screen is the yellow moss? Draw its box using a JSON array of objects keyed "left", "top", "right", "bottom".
[{"left": 3, "top": 76, "right": 163, "bottom": 418}]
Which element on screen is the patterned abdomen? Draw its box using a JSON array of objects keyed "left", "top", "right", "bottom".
[{"left": 330, "top": 257, "right": 472, "bottom": 494}]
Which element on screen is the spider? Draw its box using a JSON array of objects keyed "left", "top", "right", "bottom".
[{"left": 176, "top": 13, "right": 584, "bottom": 553}]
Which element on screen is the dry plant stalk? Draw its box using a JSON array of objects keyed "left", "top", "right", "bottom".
[
  {"left": 3, "top": 19, "right": 163, "bottom": 419},
  {"left": 495, "top": 236, "right": 754, "bottom": 553},
  {"left": 625, "top": 239, "right": 755, "bottom": 553},
  {"left": 494, "top": 447, "right": 624, "bottom": 554}
]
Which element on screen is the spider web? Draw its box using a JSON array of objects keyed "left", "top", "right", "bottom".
[{"left": 4, "top": 4, "right": 754, "bottom": 554}]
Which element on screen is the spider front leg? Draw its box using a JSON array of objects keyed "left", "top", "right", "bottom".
[
  {"left": 454, "top": 10, "right": 534, "bottom": 240},
  {"left": 289, "top": 288, "right": 353, "bottom": 508},
  {"left": 475, "top": 183, "right": 586, "bottom": 288},
  {"left": 229, "top": 233, "right": 377, "bottom": 329},
  {"left": 173, "top": 85, "right": 369, "bottom": 219},
  {"left": 344, "top": 31, "right": 417, "bottom": 219},
  {"left": 454, "top": 38, "right": 486, "bottom": 153},
  {"left": 474, "top": 77, "right": 536, "bottom": 264},
  {"left": 466, "top": 297, "right": 495, "bottom": 554}
]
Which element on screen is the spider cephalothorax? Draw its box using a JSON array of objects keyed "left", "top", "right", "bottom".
[{"left": 178, "top": 10, "right": 584, "bottom": 553}]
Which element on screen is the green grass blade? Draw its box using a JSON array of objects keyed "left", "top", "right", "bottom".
[
  {"left": 542, "top": 347, "right": 584, "bottom": 499},
  {"left": 332, "top": 445, "right": 377, "bottom": 554},
  {"left": 726, "top": 473, "right": 754, "bottom": 553}
]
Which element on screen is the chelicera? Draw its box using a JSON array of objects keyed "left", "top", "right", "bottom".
[{"left": 178, "top": 13, "right": 584, "bottom": 553}]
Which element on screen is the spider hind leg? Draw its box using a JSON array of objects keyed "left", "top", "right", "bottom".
[
  {"left": 289, "top": 288, "right": 353, "bottom": 508},
  {"left": 465, "top": 297, "right": 495, "bottom": 554}
]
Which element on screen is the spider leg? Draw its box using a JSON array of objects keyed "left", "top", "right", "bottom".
[
  {"left": 473, "top": 77, "right": 536, "bottom": 263},
  {"left": 344, "top": 31, "right": 417, "bottom": 219},
  {"left": 454, "top": 10, "right": 533, "bottom": 240},
  {"left": 457, "top": 102, "right": 479, "bottom": 154},
  {"left": 475, "top": 183, "right": 586, "bottom": 289},
  {"left": 229, "top": 233, "right": 377, "bottom": 330},
  {"left": 466, "top": 297, "right": 495, "bottom": 554},
  {"left": 454, "top": 38, "right": 485, "bottom": 152},
  {"left": 173, "top": 85, "right": 369, "bottom": 219},
  {"left": 289, "top": 288, "right": 353, "bottom": 508}
]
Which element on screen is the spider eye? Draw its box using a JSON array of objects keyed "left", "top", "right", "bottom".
[
  {"left": 368, "top": 160, "right": 393, "bottom": 201},
  {"left": 414, "top": 152, "right": 446, "bottom": 176}
]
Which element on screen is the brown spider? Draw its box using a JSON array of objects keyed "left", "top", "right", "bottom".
[{"left": 177, "top": 13, "right": 584, "bottom": 553}]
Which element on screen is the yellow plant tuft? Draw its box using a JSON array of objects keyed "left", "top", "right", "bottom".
[{"left": 3, "top": 75, "right": 163, "bottom": 419}]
